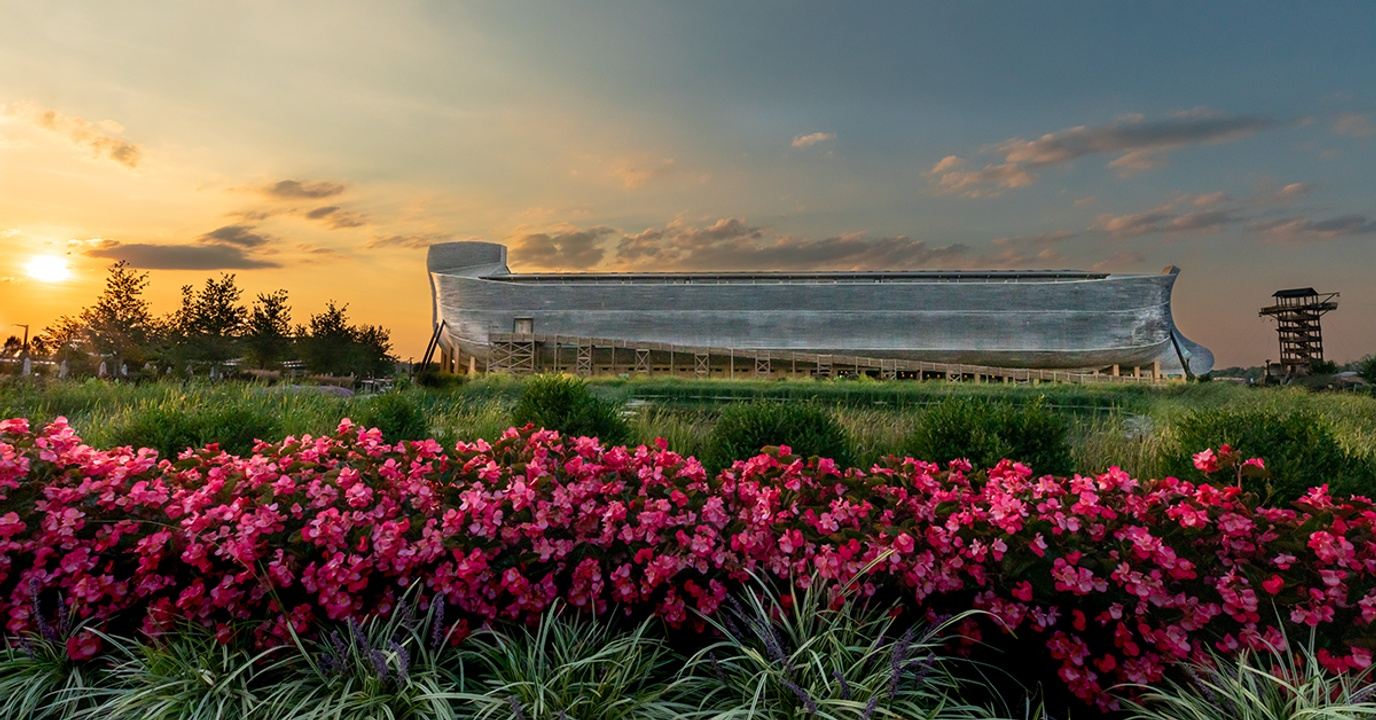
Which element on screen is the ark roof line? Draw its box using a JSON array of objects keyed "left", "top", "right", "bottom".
[{"left": 474, "top": 269, "right": 1116, "bottom": 284}]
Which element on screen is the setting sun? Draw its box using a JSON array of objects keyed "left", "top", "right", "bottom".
[{"left": 24, "top": 255, "right": 72, "bottom": 283}]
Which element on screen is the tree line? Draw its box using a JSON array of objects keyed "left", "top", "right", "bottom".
[{"left": 12, "top": 262, "right": 394, "bottom": 378}]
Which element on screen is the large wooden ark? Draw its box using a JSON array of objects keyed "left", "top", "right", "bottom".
[{"left": 427, "top": 241, "right": 1213, "bottom": 379}]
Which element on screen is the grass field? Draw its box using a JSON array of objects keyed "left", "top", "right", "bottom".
[{"left": 2, "top": 374, "right": 1374, "bottom": 483}]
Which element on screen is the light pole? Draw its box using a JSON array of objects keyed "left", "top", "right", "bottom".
[{"left": 12, "top": 324, "right": 31, "bottom": 377}]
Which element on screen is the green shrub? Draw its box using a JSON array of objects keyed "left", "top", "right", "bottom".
[
  {"left": 705, "top": 401, "right": 852, "bottom": 470},
  {"left": 904, "top": 397, "right": 1072, "bottom": 474},
  {"left": 511, "top": 374, "right": 629, "bottom": 444},
  {"left": 353, "top": 392, "right": 429, "bottom": 441},
  {"left": 1170, "top": 408, "right": 1373, "bottom": 501},
  {"left": 195, "top": 404, "right": 283, "bottom": 455},
  {"left": 105, "top": 402, "right": 280, "bottom": 458}
]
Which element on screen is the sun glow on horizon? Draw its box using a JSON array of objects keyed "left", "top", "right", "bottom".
[{"left": 24, "top": 255, "right": 73, "bottom": 283}]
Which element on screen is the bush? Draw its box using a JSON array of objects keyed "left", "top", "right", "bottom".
[
  {"left": 352, "top": 391, "right": 429, "bottom": 441},
  {"left": 1170, "top": 408, "right": 1373, "bottom": 500},
  {"left": 104, "top": 402, "right": 280, "bottom": 458},
  {"left": 512, "top": 374, "right": 629, "bottom": 444},
  {"left": 904, "top": 397, "right": 1072, "bottom": 474},
  {"left": 705, "top": 401, "right": 851, "bottom": 470}
]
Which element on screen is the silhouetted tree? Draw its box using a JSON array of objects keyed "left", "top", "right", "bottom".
[
  {"left": 244, "top": 289, "right": 293, "bottom": 369},
  {"left": 32, "top": 265, "right": 397, "bottom": 380},
  {"left": 1358, "top": 355, "right": 1376, "bottom": 385},
  {"left": 35, "top": 314, "right": 92, "bottom": 367},
  {"left": 353, "top": 323, "right": 395, "bottom": 377},
  {"left": 161, "top": 274, "right": 247, "bottom": 364},
  {"left": 300, "top": 301, "right": 393, "bottom": 376},
  {"left": 80, "top": 261, "right": 155, "bottom": 364}
]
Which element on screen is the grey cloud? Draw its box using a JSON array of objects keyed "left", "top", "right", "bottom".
[
  {"left": 1087, "top": 185, "right": 1375, "bottom": 244},
  {"left": 1166, "top": 209, "right": 1241, "bottom": 233},
  {"left": 1255, "top": 214, "right": 1376, "bottom": 243},
  {"left": 1094, "top": 208, "right": 1242, "bottom": 238},
  {"left": 325, "top": 212, "right": 366, "bottom": 229},
  {"left": 297, "top": 243, "right": 341, "bottom": 257},
  {"left": 998, "top": 112, "right": 1274, "bottom": 168},
  {"left": 262, "top": 179, "right": 347, "bottom": 200},
  {"left": 514, "top": 218, "right": 970, "bottom": 272},
  {"left": 201, "top": 225, "right": 274, "bottom": 248},
  {"left": 1333, "top": 113, "right": 1375, "bottom": 138},
  {"left": 86, "top": 242, "right": 279, "bottom": 269},
  {"left": 931, "top": 110, "right": 1277, "bottom": 196},
  {"left": 617, "top": 217, "right": 766, "bottom": 263},
  {"left": 510, "top": 227, "right": 617, "bottom": 268},
  {"left": 305, "top": 206, "right": 367, "bottom": 229}
]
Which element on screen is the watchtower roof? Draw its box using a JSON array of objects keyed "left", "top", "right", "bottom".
[{"left": 1272, "top": 288, "right": 1318, "bottom": 298}]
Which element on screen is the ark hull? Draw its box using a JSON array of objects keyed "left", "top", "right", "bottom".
[{"left": 427, "top": 242, "right": 1214, "bottom": 376}]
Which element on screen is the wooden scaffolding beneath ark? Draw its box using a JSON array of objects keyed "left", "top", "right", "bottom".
[{"left": 456, "top": 332, "right": 1170, "bottom": 385}]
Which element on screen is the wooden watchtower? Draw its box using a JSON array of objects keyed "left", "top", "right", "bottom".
[{"left": 1259, "top": 288, "right": 1339, "bottom": 374}]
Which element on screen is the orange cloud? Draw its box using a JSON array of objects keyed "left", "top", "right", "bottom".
[
  {"left": 611, "top": 157, "right": 677, "bottom": 189},
  {"left": 4, "top": 101, "right": 141, "bottom": 167}
]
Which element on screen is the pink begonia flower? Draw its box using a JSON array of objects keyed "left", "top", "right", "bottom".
[
  {"left": 66, "top": 630, "right": 101, "bottom": 661},
  {"left": 1192, "top": 448, "right": 1220, "bottom": 474},
  {"left": 0, "top": 418, "right": 30, "bottom": 435}
]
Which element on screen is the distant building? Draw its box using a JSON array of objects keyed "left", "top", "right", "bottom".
[{"left": 427, "top": 241, "right": 1213, "bottom": 378}]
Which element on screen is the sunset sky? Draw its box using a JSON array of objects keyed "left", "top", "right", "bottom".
[{"left": 2, "top": 2, "right": 1374, "bottom": 367}]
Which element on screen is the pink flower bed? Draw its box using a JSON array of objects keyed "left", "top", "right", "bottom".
[{"left": 2, "top": 416, "right": 1375, "bottom": 709}]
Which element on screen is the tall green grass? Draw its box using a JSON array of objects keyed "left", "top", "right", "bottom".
[
  {"left": 681, "top": 574, "right": 1007, "bottom": 719},
  {"left": 453, "top": 608, "right": 692, "bottom": 719},
  {"left": 1121, "top": 632, "right": 1376, "bottom": 720}
]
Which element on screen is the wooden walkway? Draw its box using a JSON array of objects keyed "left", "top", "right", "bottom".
[{"left": 482, "top": 332, "right": 1167, "bottom": 385}]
